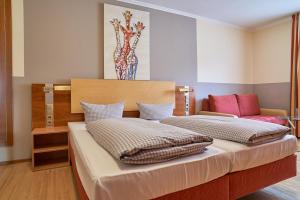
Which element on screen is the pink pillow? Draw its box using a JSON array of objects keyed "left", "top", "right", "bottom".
[
  {"left": 208, "top": 95, "right": 240, "bottom": 116},
  {"left": 236, "top": 94, "right": 260, "bottom": 116},
  {"left": 201, "top": 98, "right": 210, "bottom": 111}
]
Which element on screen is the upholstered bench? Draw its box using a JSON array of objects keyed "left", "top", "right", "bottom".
[{"left": 199, "top": 94, "right": 288, "bottom": 126}]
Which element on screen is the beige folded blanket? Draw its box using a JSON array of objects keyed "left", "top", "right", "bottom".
[
  {"left": 86, "top": 118, "right": 213, "bottom": 164},
  {"left": 160, "top": 115, "right": 290, "bottom": 145}
]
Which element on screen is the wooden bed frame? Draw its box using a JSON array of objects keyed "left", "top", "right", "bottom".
[{"left": 31, "top": 80, "right": 297, "bottom": 200}]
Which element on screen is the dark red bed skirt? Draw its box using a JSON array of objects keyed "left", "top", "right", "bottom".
[
  {"left": 154, "top": 175, "right": 229, "bottom": 200},
  {"left": 229, "top": 154, "right": 297, "bottom": 200}
]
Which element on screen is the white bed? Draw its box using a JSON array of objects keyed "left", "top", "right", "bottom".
[
  {"left": 68, "top": 122, "right": 230, "bottom": 200},
  {"left": 69, "top": 121, "right": 297, "bottom": 200},
  {"left": 67, "top": 79, "right": 297, "bottom": 200},
  {"left": 212, "top": 135, "right": 297, "bottom": 172}
]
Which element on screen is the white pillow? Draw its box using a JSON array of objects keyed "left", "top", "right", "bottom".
[
  {"left": 80, "top": 102, "right": 124, "bottom": 123},
  {"left": 137, "top": 103, "right": 174, "bottom": 120}
]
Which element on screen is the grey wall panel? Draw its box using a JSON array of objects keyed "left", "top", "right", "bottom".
[{"left": 254, "top": 82, "right": 290, "bottom": 111}]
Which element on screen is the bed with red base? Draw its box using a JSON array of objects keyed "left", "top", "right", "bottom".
[
  {"left": 68, "top": 121, "right": 232, "bottom": 200},
  {"left": 65, "top": 80, "right": 297, "bottom": 200},
  {"left": 70, "top": 142, "right": 231, "bottom": 200},
  {"left": 69, "top": 124, "right": 297, "bottom": 200}
]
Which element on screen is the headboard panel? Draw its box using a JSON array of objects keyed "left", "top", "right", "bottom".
[
  {"left": 32, "top": 82, "right": 195, "bottom": 129},
  {"left": 71, "top": 79, "right": 176, "bottom": 113}
]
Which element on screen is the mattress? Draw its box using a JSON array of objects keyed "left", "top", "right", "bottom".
[
  {"left": 68, "top": 122, "right": 230, "bottom": 200},
  {"left": 211, "top": 135, "right": 297, "bottom": 172}
]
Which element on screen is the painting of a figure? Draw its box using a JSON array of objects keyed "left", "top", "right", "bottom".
[{"left": 104, "top": 4, "right": 150, "bottom": 80}]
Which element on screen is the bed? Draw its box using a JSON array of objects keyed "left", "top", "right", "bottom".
[
  {"left": 69, "top": 121, "right": 297, "bottom": 200},
  {"left": 160, "top": 116, "right": 297, "bottom": 199},
  {"left": 212, "top": 136, "right": 297, "bottom": 199},
  {"left": 31, "top": 79, "right": 297, "bottom": 200},
  {"left": 212, "top": 135, "right": 297, "bottom": 172},
  {"left": 69, "top": 122, "right": 230, "bottom": 200}
]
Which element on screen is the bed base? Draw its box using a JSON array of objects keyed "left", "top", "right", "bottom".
[
  {"left": 154, "top": 175, "right": 229, "bottom": 200},
  {"left": 229, "top": 154, "right": 297, "bottom": 200},
  {"left": 70, "top": 144, "right": 296, "bottom": 200}
]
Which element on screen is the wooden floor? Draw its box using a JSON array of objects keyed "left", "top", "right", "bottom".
[
  {"left": 0, "top": 162, "right": 78, "bottom": 200},
  {"left": 0, "top": 153, "right": 299, "bottom": 200}
]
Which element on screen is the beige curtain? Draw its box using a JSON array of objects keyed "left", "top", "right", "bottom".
[{"left": 290, "top": 13, "right": 300, "bottom": 137}]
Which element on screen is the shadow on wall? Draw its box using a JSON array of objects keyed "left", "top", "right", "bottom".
[{"left": 254, "top": 82, "right": 290, "bottom": 112}]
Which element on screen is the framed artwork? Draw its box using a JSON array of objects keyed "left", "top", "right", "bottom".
[{"left": 104, "top": 4, "right": 150, "bottom": 80}]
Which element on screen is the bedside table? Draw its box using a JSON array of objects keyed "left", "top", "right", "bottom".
[{"left": 32, "top": 126, "right": 70, "bottom": 171}]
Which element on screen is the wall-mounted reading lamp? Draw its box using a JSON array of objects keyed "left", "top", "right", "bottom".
[
  {"left": 43, "top": 84, "right": 71, "bottom": 127},
  {"left": 178, "top": 86, "right": 192, "bottom": 116}
]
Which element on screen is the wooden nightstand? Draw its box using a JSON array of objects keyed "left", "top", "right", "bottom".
[{"left": 32, "top": 126, "right": 70, "bottom": 171}]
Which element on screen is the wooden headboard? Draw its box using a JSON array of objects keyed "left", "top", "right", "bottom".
[
  {"left": 32, "top": 81, "right": 195, "bottom": 129},
  {"left": 71, "top": 79, "right": 175, "bottom": 113}
]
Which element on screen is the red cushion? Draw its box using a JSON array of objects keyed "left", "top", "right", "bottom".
[
  {"left": 201, "top": 98, "right": 210, "bottom": 111},
  {"left": 209, "top": 94, "right": 240, "bottom": 116},
  {"left": 241, "top": 115, "right": 287, "bottom": 125},
  {"left": 236, "top": 94, "right": 260, "bottom": 116}
]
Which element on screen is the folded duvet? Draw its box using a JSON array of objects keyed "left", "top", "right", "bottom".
[
  {"left": 86, "top": 118, "right": 213, "bottom": 164},
  {"left": 160, "top": 115, "right": 290, "bottom": 145}
]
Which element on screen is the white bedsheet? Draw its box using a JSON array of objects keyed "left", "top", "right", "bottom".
[
  {"left": 68, "top": 122, "right": 230, "bottom": 200},
  {"left": 212, "top": 135, "right": 297, "bottom": 172}
]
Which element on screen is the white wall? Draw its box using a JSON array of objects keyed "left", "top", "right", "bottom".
[
  {"left": 12, "top": 0, "right": 24, "bottom": 77},
  {"left": 197, "top": 18, "right": 253, "bottom": 84},
  {"left": 252, "top": 18, "right": 291, "bottom": 84}
]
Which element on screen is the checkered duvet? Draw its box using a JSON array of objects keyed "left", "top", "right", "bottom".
[
  {"left": 160, "top": 115, "right": 290, "bottom": 145},
  {"left": 86, "top": 118, "right": 213, "bottom": 164}
]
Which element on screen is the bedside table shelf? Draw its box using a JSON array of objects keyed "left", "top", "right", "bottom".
[
  {"left": 32, "top": 126, "right": 69, "bottom": 171},
  {"left": 32, "top": 126, "right": 69, "bottom": 135},
  {"left": 33, "top": 144, "right": 69, "bottom": 153}
]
